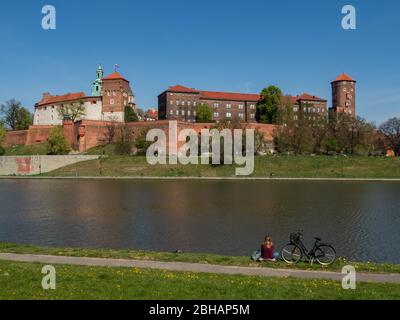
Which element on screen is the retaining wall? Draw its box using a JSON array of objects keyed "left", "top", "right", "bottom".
[{"left": 0, "top": 155, "right": 100, "bottom": 176}]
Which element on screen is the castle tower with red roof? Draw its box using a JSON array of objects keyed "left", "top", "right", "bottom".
[
  {"left": 101, "top": 71, "right": 136, "bottom": 122},
  {"left": 331, "top": 73, "right": 356, "bottom": 117}
]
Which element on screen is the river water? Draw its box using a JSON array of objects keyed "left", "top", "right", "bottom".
[{"left": 0, "top": 179, "right": 399, "bottom": 263}]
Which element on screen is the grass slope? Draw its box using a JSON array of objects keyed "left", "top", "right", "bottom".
[
  {"left": 1, "top": 242, "right": 399, "bottom": 274},
  {"left": 44, "top": 155, "right": 400, "bottom": 179},
  {"left": 4, "top": 143, "right": 47, "bottom": 156}
]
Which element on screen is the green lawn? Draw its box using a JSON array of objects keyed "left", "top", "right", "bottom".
[
  {"left": 1, "top": 259, "right": 399, "bottom": 300},
  {"left": 1, "top": 242, "right": 399, "bottom": 274},
  {"left": 4, "top": 143, "right": 47, "bottom": 156},
  {"left": 44, "top": 155, "right": 400, "bottom": 179}
]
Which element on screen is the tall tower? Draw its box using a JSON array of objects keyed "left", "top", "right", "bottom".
[
  {"left": 101, "top": 71, "right": 135, "bottom": 122},
  {"left": 331, "top": 73, "right": 356, "bottom": 117},
  {"left": 92, "top": 65, "right": 103, "bottom": 96}
]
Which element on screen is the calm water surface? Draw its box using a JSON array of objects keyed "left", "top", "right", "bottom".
[{"left": 0, "top": 179, "right": 399, "bottom": 263}]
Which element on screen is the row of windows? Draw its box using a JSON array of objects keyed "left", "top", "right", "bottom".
[
  {"left": 170, "top": 109, "right": 197, "bottom": 116},
  {"left": 170, "top": 100, "right": 197, "bottom": 107},
  {"left": 169, "top": 109, "right": 255, "bottom": 119},
  {"left": 169, "top": 100, "right": 256, "bottom": 109},
  {"left": 294, "top": 107, "right": 325, "bottom": 113}
]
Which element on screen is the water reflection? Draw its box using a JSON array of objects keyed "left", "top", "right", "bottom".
[{"left": 0, "top": 179, "right": 399, "bottom": 263}]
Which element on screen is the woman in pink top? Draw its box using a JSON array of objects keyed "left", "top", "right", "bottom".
[{"left": 261, "top": 236, "right": 276, "bottom": 261}]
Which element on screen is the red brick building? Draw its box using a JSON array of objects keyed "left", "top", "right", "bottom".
[
  {"left": 158, "top": 85, "right": 329, "bottom": 123},
  {"left": 158, "top": 85, "right": 260, "bottom": 123}
]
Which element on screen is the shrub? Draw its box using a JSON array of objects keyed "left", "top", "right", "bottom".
[
  {"left": 46, "top": 126, "right": 71, "bottom": 155},
  {"left": 0, "top": 146, "right": 5, "bottom": 156}
]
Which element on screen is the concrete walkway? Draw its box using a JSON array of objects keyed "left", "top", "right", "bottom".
[
  {"left": 1, "top": 253, "right": 400, "bottom": 284},
  {"left": 1, "top": 176, "right": 400, "bottom": 182}
]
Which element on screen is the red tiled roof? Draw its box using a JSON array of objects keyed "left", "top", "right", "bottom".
[
  {"left": 168, "top": 85, "right": 200, "bottom": 93},
  {"left": 103, "top": 72, "right": 128, "bottom": 81},
  {"left": 332, "top": 73, "right": 355, "bottom": 82},
  {"left": 199, "top": 91, "right": 260, "bottom": 102},
  {"left": 296, "top": 93, "right": 326, "bottom": 101},
  {"left": 36, "top": 92, "right": 86, "bottom": 107},
  {"left": 166, "top": 85, "right": 259, "bottom": 101},
  {"left": 146, "top": 109, "right": 158, "bottom": 117}
]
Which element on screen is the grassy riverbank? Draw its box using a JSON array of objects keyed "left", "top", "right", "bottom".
[
  {"left": 1, "top": 242, "right": 399, "bottom": 274},
  {"left": 1, "top": 243, "right": 400, "bottom": 299},
  {"left": 4, "top": 143, "right": 47, "bottom": 156},
  {"left": 1, "top": 259, "right": 399, "bottom": 299},
  {"left": 42, "top": 155, "right": 400, "bottom": 179}
]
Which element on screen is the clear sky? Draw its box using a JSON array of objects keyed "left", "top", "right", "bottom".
[{"left": 0, "top": 0, "right": 399, "bottom": 124}]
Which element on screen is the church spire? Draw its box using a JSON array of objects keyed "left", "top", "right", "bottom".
[{"left": 92, "top": 64, "right": 103, "bottom": 96}]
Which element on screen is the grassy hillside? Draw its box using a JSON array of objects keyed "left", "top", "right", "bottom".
[
  {"left": 45, "top": 155, "right": 400, "bottom": 179},
  {"left": 4, "top": 143, "right": 47, "bottom": 156}
]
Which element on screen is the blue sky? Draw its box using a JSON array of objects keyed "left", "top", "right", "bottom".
[{"left": 0, "top": 0, "right": 399, "bottom": 124}]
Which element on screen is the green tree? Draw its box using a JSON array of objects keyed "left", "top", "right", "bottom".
[
  {"left": 196, "top": 103, "right": 213, "bottom": 123},
  {"left": 57, "top": 100, "right": 86, "bottom": 122},
  {"left": 115, "top": 125, "right": 133, "bottom": 155},
  {"left": 0, "top": 99, "right": 33, "bottom": 130},
  {"left": 134, "top": 128, "right": 152, "bottom": 155},
  {"left": 0, "top": 122, "right": 6, "bottom": 155},
  {"left": 379, "top": 117, "right": 400, "bottom": 156},
  {"left": 0, "top": 122, "right": 5, "bottom": 144},
  {"left": 256, "top": 85, "right": 282, "bottom": 124},
  {"left": 125, "top": 106, "right": 139, "bottom": 122},
  {"left": 46, "top": 126, "right": 71, "bottom": 155}
]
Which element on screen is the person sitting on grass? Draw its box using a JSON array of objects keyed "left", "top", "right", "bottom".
[{"left": 259, "top": 236, "right": 276, "bottom": 262}]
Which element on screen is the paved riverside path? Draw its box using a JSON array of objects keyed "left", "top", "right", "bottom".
[{"left": 1, "top": 253, "right": 400, "bottom": 284}]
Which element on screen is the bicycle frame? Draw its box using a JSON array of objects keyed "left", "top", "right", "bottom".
[{"left": 293, "top": 237, "right": 320, "bottom": 261}]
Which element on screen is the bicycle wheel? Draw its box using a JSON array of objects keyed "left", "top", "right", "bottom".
[
  {"left": 315, "top": 245, "right": 336, "bottom": 265},
  {"left": 281, "top": 244, "right": 302, "bottom": 264}
]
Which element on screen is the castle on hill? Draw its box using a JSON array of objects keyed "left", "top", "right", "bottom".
[
  {"left": 33, "top": 65, "right": 356, "bottom": 126},
  {"left": 33, "top": 65, "right": 136, "bottom": 125}
]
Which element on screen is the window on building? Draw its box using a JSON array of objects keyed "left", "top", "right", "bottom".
[
  {"left": 226, "top": 103, "right": 231, "bottom": 109},
  {"left": 226, "top": 112, "right": 232, "bottom": 118},
  {"left": 110, "top": 99, "right": 114, "bottom": 105},
  {"left": 238, "top": 104, "right": 244, "bottom": 109},
  {"left": 170, "top": 100, "right": 174, "bottom": 105},
  {"left": 182, "top": 101, "right": 185, "bottom": 106},
  {"left": 176, "top": 110, "right": 179, "bottom": 115},
  {"left": 214, "top": 103, "right": 219, "bottom": 108},
  {"left": 170, "top": 110, "right": 173, "bottom": 115},
  {"left": 250, "top": 113, "right": 255, "bottom": 119},
  {"left": 213, "top": 112, "right": 219, "bottom": 117},
  {"left": 238, "top": 113, "right": 244, "bottom": 118},
  {"left": 193, "top": 111, "right": 197, "bottom": 116},
  {"left": 187, "top": 110, "right": 191, "bottom": 116},
  {"left": 193, "top": 102, "right": 197, "bottom": 107},
  {"left": 181, "top": 110, "right": 185, "bottom": 115},
  {"left": 250, "top": 104, "right": 255, "bottom": 109}
]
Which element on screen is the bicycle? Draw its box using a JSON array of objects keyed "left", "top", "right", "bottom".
[{"left": 281, "top": 230, "right": 336, "bottom": 265}]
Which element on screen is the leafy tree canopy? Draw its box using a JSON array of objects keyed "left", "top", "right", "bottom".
[
  {"left": 256, "top": 85, "right": 282, "bottom": 124},
  {"left": 196, "top": 103, "right": 213, "bottom": 123},
  {"left": 46, "top": 126, "right": 71, "bottom": 155},
  {"left": 0, "top": 99, "right": 33, "bottom": 130}
]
